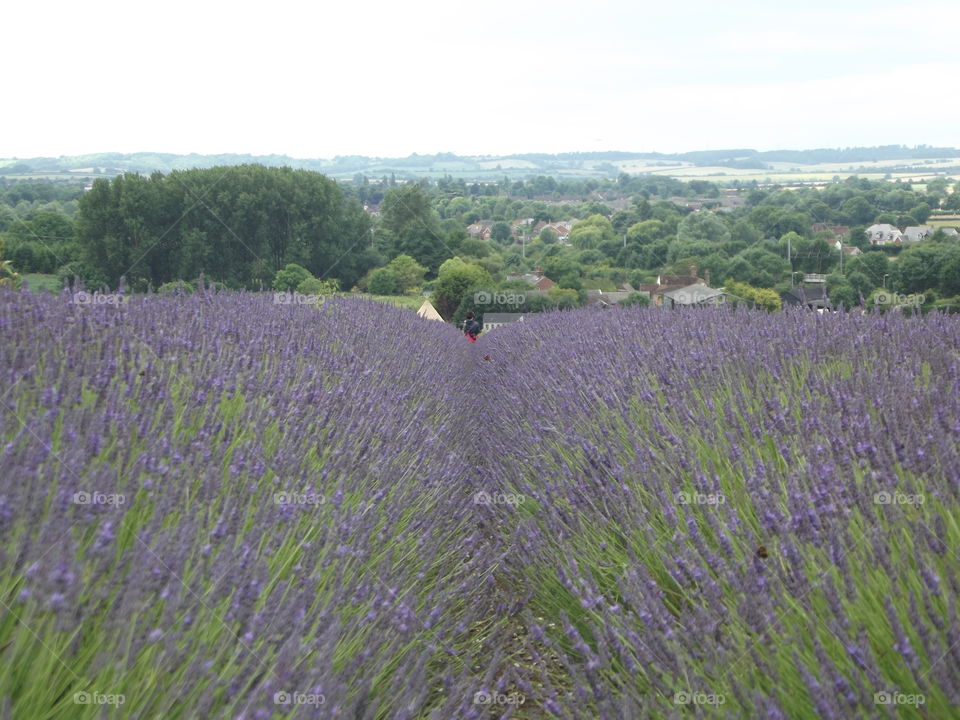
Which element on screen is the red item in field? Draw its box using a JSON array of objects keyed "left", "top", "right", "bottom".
[{"left": 467, "top": 334, "right": 476, "bottom": 343}]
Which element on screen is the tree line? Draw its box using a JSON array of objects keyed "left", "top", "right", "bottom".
[
  {"left": 3, "top": 166, "right": 375, "bottom": 291},
  {"left": 2, "top": 169, "right": 959, "bottom": 315}
]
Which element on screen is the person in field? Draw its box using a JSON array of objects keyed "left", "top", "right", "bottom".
[{"left": 464, "top": 312, "right": 481, "bottom": 342}]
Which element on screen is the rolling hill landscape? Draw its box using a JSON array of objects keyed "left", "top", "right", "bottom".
[{"left": 3, "top": 145, "right": 960, "bottom": 185}]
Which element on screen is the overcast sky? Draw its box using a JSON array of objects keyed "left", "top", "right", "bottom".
[{"left": 5, "top": 0, "right": 958, "bottom": 159}]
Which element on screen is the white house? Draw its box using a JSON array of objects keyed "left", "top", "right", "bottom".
[
  {"left": 482, "top": 313, "right": 524, "bottom": 330},
  {"left": 662, "top": 283, "right": 727, "bottom": 308},
  {"left": 866, "top": 223, "right": 902, "bottom": 245}
]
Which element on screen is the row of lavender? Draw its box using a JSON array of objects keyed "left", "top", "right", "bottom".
[
  {"left": 4, "top": 288, "right": 959, "bottom": 718},
  {"left": 0, "top": 288, "right": 506, "bottom": 719},
  {"left": 473, "top": 307, "right": 960, "bottom": 718}
]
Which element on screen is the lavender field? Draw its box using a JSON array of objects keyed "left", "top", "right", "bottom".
[{"left": 1, "top": 287, "right": 958, "bottom": 719}]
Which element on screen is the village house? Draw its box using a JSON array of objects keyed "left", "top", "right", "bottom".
[
  {"left": 481, "top": 313, "right": 524, "bottom": 331},
  {"left": 866, "top": 223, "right": 902, "bottom": 245},
  {"left": 585, "top": 289, "right": 635, "bottom": 307},
  {"left": 639, "top": 265, "right": 710, "bottom": 306},
  {"left": 826, "top": 238, "right": 862, "bottom": 257},
  {"left": 662, "top": 283, "right": 727, "bottom": 308},
  {"left": 505, "top": 268, "right": 556, "bottom": 292},
  {"left": 531, "top": 221, "right": 574, "bottom": 242},
  {"left": 547, "top": 223, "right": 573, "bottom": 242},
  {"left": 526, "top": 275, "right": 557, "bottom": 292},
  {"left": 466, "top": 221, "right": 493, "bottom": 241},
  {"left": 668, "top": 196, "right": 706, "bottom": 211},
  {"left": 812, "top": 223, "right": 851, "bottom": 239},
  {"left": 781, "top": 287, "right": 832, "bottom": 311},
  {"left": 902, "top": 226, "right": 934, "bottom": 243}
]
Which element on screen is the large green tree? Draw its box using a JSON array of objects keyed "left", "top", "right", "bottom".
[
  {"left": 569, "top": 214, "right": 617, "bottom": 251},
  {"left": 725, "top": 247, "right": 790, "bottom": 288},
  {"left": 939, "top": 250, "right": 960, "bottom": 298},
  {"left": 625, "top": 219, "right": 667, "bottom": 245},
  {"left": 76, "top": 166, "right": 373, "bottom": 290},
  {"left": 677, "top": 210, "right": 730, "bottom": 245},
  {"left": 431, "top": 257, "right": 491, "bottom": 320},
  {"left": 894, "top": 245, "right": 944, "bottom": 295},
  {"left": 847, "top": 251, "right": 891, "bottom": 291},
  {"left": 490, "top": 221, "right": 513, "bottom": 244},
  {"left": 385, "top": 254, "right": 428, "bottom": 293},
  {"left": 380, "top": 184, "right": 449, "bottom": 273}
]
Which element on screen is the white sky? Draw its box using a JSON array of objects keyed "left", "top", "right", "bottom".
[{"left": 4, "top": 0, "right": 959, "bottom": 159}]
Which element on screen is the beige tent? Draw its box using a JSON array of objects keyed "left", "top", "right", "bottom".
[{"left": 416, "top": 299, "right": 444, "bottom": 321}]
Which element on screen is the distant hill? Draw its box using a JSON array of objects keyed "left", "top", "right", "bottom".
[{"left": 2, "top": 145, "right": 959, "bottom": 182}]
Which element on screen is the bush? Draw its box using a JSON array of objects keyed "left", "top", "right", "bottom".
[
  {"left": 0, "top": 260, "right": 21, "bottom": 289},
  {"left": 297, "top": 277, "right": 339, "bottom": 296},
  {"left": 368, "top": 268, "right": 400, "bottom": 295},
  {"left": 933, "top": 296, "right": 960, "bottom": 313},
  {"left": 557, "top": 273, "right": 582, "bottom": 291},
  {"left": 56, "top": 261, "right": 109, "bottom": 291},
  {"left": 385, "top": 255, "right": 427, "bottom": 293},
  {"left": 157, "top": 280, "right": 196, "bottom": 295},
  {"left": 272, "top": 264, "right": 313, "bottom": 292},
  {"left": 5, "top": 241, "right": 59, "bottom": 274},
  {"left": 619, "top": 291, "right": 651, "bottom": 307},
  {"left": 725, "top": 280, "right": 782, "bottom": 311},
  {"left": 829, "top": 284, "right": 858, "bottom": 310}
]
